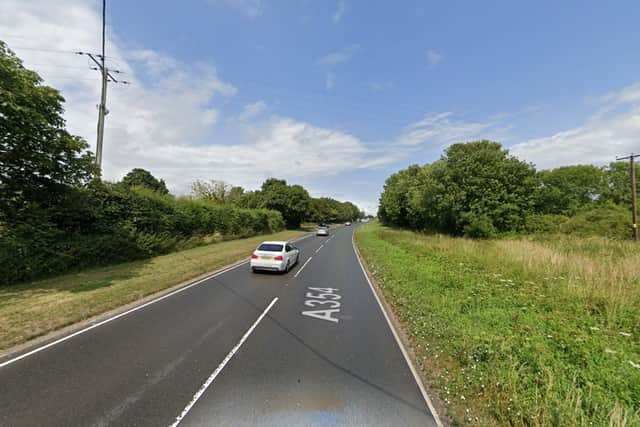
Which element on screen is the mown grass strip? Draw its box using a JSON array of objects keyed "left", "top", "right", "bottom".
[
  {"left": 0, "top": 230, "right": 305, "bottom": 352},
  {"left": 355, "top": 223, "right": 639, "bottom": 426}
]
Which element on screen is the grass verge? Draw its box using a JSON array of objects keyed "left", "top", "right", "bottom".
[
  {"left": 0, "top": 229, "right": 305, "bottom": 352},
  {"left": 355, "top": 222, "right": 639, "bottom": 426}
]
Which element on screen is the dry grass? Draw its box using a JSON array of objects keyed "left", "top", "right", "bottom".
[
  {"left": 356, "top": 224, "right": 640, "bottom": 426},
  {"left": 0, "top": 229, "right": 304, "bottom": 352},
  {"left": 387, "top": 230, "right": 640, "bottom": 325}
]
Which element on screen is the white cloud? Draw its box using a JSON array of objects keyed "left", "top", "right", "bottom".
[
  {"left": 317, "top": 44, "right": 360, "bottom": 66},
  {"left": 427, "top": 49, "right": 443, "bottom": 68},
  {"left": 332, "top": 0, "right": 346, "bottom": 23},
  {"left": 238, "top": 100, "right": 267, "bottom": 121},
  {"left": 325, "top": 72, "right": 335, "bottom": 90},
  {"left": 396, "top": 112, "right": 494, "bottom": 147},
  {"left": 510, "top": 84, "right": 640, "bottom": 169},
  {"left": 126, "top": 117, "right": 375, "bottom": 192},
  {"left": 2, "top": 0, "right": 396, "bottom": 195},
  {"left": 210, "top": 0, "right": 263, "bottom": 19}
]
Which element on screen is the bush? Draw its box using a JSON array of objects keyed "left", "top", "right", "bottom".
[
  {"left": 462, "top": 213, "right": 497, "bottom": 239},
  {"left": 0, "top": 182, "right": 286, "bottom": 286},
  {"left": 559, "top": 205, "right": 631, "bottom": 239},
  {"left": 524, "top": 214, "right": 569, "bottom": 234}
]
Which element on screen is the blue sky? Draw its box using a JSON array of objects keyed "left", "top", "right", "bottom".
[{"left": 3, "top": 0, "right": 640, "bottom": 213}]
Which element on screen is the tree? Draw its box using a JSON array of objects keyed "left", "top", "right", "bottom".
[
  {"left": 190, "top": 179, "right": 230, "bottom": 203},
  {"left": 603, "top": 161, "right": 639, "bottom": 206},
  {"left": 534, "top": 165, "right": 606, "bottom": 216},
  {"left": 227, "top": 186, "right": 245, "bottom": 204},
  {"left": 378, "top": 165, "right": 422, "bottom": 228},
  {"left": 259, "top": 178, "right": 311, "bottom": 228},
  {"left": 309, "top": 197, "right": 360, "bottom": 223},
  {"left": 378, "top": 141, "right": 537, "bottom": 235},
  {"left": 120, "top": 168, "right": 169, "bottom": 195},
  {"left": 0, "top": 41, "right": 96, "bottom": 223}
]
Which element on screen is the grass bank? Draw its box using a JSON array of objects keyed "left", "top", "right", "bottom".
[
  {"left": 0, "top": 229, "right": 305, "bottom": 352},
  {"left": 355, "top": 223, "right": 639, "bottom": 426}
]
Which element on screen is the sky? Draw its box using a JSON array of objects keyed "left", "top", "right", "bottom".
[{"left": 2, "top": 0, "right": 640, "bottom": 214}]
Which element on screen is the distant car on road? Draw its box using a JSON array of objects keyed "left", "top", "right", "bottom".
[
  {"left": 316, "top": 227, "right": 329, "bottom": 236},
  {"left": 345, "top": 221, "right": 352, "bottom": 226},
  {"left": 250, "top": 241, "right": 299, "bottom": 273}
]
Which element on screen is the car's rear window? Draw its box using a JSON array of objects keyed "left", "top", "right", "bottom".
[{"left": 257, "top": 243, "right": 283, "bottom": 252}]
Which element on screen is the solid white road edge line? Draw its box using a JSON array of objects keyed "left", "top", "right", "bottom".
[
  {"left": 315, "top": 244, "right": 324, "bottom": 253},
  {"left": 0, "top": 232, "right": 312, "bottom": 369},
  {"left": 0, "top": 261, "right": 249, "bottom": 369},
  {"left": 169, "top": 297, "right": 278, "bottom": 427},
  {"left": 293, "top": 256, "right": 313, "bottom": 278},
  {"left": 351, "top": 230, "right": 444, "bottom": 427}
]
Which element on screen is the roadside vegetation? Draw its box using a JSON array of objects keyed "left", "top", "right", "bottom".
[
  {"left": 356, "top": 223, "right": 640, "bottom": 426},
  {"left": 369, "top": 140, "right": 640, "bottom": 425},
  {"left": 378, "top": 140, "right": 636, "bottom": 240},
  {"left": 0, "top": 41, "right": 362, "bottom": 286},
  {"left": 0, "top": 229, "right": 304, "bottom": 352}
]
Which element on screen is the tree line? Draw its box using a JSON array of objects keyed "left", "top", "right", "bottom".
[
  {"left": 0, "top": 42, "right": 361, "bottom": 285},
  {"left": 378, "top": 140, "right": 635, "bottom": 239},
  {"left": 190, "top": 178, "right": 362, "bottom": 227}
]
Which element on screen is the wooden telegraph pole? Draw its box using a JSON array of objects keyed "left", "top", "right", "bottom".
[{"left": 616, "top": 153, "right": 638, "bottom": 241}]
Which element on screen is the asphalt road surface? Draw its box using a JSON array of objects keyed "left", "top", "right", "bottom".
[{"left": 0, "top": 225, "right": 439, "bottom": 427}]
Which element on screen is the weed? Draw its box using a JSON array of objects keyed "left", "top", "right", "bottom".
[{"left": 355, "top": 223, "right": 640, "bottom": 426}]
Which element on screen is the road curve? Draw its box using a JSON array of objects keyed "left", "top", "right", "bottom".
[{"left": 0, "top": 225, "right": 439, "bottom": 426}]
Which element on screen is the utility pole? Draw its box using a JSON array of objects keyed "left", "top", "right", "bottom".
[
  {"left": 76, "top": 0, "right": 128, "bottom": 173},
  {"left": 616, "top": 153, "right": 639, "bottom": 241},
  {"left": 96, "top": 0, "right": 107, "bottom": 170}
]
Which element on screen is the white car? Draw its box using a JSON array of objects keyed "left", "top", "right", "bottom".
[
  {"left": 316, "top": 227, "right": 329, "bottom": 236},
  {"left": 345, "top": 221, "right": 352, "bottom": 226},
  {"left": 250, "top": 241, "right": 300, "bottom": 273}
]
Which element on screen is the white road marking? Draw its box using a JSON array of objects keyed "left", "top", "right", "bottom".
[
  {"left": 315, "top": 244, "right": 324, "bottom": 253},
  {"left": 0, "top": 232, "right": 313, "bottom": 368},
  {"left": 0, "top": 260, "right": 249, "bottom": 369},
  {"left": 351, "top": 232, "right": 444, "bottom": 427},
  {"left": 293, "top": 257, "right": 313, "bottom": 278},
  {"left": 169, "top": 297, "right": 278, "bottom": 427}
]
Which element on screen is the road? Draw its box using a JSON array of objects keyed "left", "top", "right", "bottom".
[{"left": 0, "top": 225, "right": 439, "bottom": 426}]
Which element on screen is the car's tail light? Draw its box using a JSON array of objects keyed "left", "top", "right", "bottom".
[
  {"left": 251, "top": 253, "right": 258, "bottom": 259},
  {"left": 274, "top": 255, "right": 284, "bottom": 261}
]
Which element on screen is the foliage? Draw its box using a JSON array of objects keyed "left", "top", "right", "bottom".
[
  {"left": 0, "top": 182, "right": 285, "bottom": 285},
  {"left": 559, "top": 204, "right": 631, "bottom": 240},
  {"left": 378, "top": 141, "right": 638, "bottom": 240},
  {"left": 190, "top": 179, "right": 244, "bottom": 204},
  {"left": 604, "top": 161, "right": 639, "bottom": 206},
  {"left": 379, "top": 141, "right": 537, "bottom": 235},
  {"left": 462, "top": 212, "right": 496, "bottom": 238},
  {"left": 356, "top": 223, "right": 640, "bottom": 426},
  {"left": 309, "top": 197, "right": 361, "bottom": 223},
  {"left": 535, "top": 165, "right": 607, "bottom": 216},
  {"left": 119, "top": 168, "right": 169, "bottom": 194},
  {"left": 0, "top": 41, "right": 96, "bottom": 224},
  {"left": 253, "top": 178, "right": 312, "bottom": 228},
  {"left": 524, "top": 213, "right": 569, "bottom": 234}
]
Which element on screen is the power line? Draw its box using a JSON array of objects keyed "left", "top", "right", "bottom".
[
  {"left": 74, "top": 0, "right": 129, "bottom": 172},
  {"left": 6, "top": 46, "right": 82, "bottom": 54}
]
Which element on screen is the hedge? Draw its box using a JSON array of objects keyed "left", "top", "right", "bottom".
[{"left": 0, "top": 182, "right": 285, "bottom": 285}]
